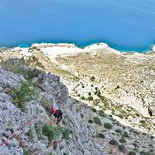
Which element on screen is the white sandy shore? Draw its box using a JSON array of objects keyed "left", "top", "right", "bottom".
[
  {"left": 31, "top": 43, "right": 117, "bottom": 57},
  {"left": 11, "top": 42, "right": 155, "bottom": 57}
]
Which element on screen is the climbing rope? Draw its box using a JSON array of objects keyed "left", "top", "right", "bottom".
[{"left": 0, "top": 114, "right": 52, "bottom": 148}]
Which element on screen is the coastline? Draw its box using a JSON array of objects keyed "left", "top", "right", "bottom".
[
  {"left": 0, "top": 40, "right": 155, "bottom": 53},
  {"left": 0, "top": 42, "right": 155, "bottom": 58},
  {"left": 21, "top": 42, "right": 155, "bottom": 56}
]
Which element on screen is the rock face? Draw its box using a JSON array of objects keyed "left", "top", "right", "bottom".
[
  {"left": 0, "top": 67, "right": 105, "bottom": 155},
  {"left": 0, "top": 67, "right": 24, "bottom": 88}
]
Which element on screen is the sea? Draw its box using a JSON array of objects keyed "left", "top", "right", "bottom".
[{"left": 0, "top": 0, "right": 155, "bottom": 52}]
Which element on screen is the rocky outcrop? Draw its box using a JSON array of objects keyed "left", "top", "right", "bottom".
[{"left": 0, "top": 67, "right": 106, "bottom": 155}]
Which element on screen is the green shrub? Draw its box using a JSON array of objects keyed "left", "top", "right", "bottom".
[
  {"left": 118, "top": 145, "right": 126, "bottom": 153},
  {"left": 94, "top": 87, "right": 101, "bottom": 96},
  {"left": 119, "top": 137, "right": 126, "bottom": 143},
  {"left": 98, "top": 95, "right": 108, "bottom": 102},
  {"left": 122, "top": 131, "right": 129, "bottom": 138},
  {"left": 129, "top": 151, "right": 136, "bottom": 155},
  {"left": 42, "top": 124, "right": 62, "bottom": 141},
  {"left": 59, "top": 127, "right": 70, "bottom": 140},
  {"left": 96, "top": 133, "right": 105, "bottom": 139},
  {"left": 112, "top": 109, "right": 115, "bottom": 115},
  {"left": 104, "top": 123, "right": 113, "bottom": 129},
  {"left": 42, "top": 124, "right": 70, "bottom": 141},
  {"left": 10, "top": 80, "right": 39, "bottom": 111},
  {"left": 26, "top": 129, "right": 33, "bottom": 139},
  {"left": 93, "top": 117, "right": 102, "bottom": 125},
  {"left": 140, "top": 120, "right": 147, "bottom": 127},
  {"left": 81, "top": 96, "right": 85, "bottom": 100},
  {"left": 133, "top": 142, "right": 138, "bottom": 146},
  {"left": 87, "top": 96, "right": 93, "bottom": 101},
  {"left": 99, "top": 110, "right": 105, "bottom": 117},
  {"left": 88, "top": 120, "right": 93, "bottom": 124},
  {"left": 90, "top": 76, "right": 95, "bottom": 82},
  {"left": 92, "top": 108, "right": 97, "bottom": 112},
  {"left": 117, "top": 114, "right": 123, "bottom": 119},
  {"left": 115, "top": 129, "right": 122, "bottom": 134},
  {"left": 109, "top": 139, "right": 119, "bottom": 146},
  {"left": 93, "top": 99, "right": 100, "bottom": 106}
]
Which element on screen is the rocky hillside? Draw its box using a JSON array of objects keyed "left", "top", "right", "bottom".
[
  {"left": 0, "top": 67, "right": 106, "bottom": 155},
  {"left": 0, "top": 44, "right": 155, "bottom": 155}
]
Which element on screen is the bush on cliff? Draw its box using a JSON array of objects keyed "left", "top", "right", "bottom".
[
  {"left": 93, "top": 117, "right": 102, "bottom": 125},
  {"left": 42, "top": 124, "right": 70, "bottom": 141},
  {"left": 10, "top": 80, "right": 39, "bottom": 111}
]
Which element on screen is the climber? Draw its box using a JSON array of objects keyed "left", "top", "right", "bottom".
[
  {"left": 51, "top": 107, "right": 63, "bottom": 125},
  {"left": 50, "top": 97, "right": 63, "bottom": 125}
]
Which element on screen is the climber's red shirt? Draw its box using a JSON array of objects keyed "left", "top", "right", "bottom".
[{"left": 51, "top": 107, "right": 56, "bottom": 114}]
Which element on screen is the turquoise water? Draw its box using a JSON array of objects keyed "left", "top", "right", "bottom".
[{"left": 0, "top": 0, "right": 155, "bottom": 52}]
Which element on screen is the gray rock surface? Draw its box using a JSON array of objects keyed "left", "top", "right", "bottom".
[{"left": 0, "top": 67, "right": 106, "bottom": 155}]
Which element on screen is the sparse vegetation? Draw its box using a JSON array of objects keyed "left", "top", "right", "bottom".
[
  {"left": 129, "top": 151, "right": 136, "bottom": 155},
  {"left": 93, "top": 117, "right": 102, "bottom": 125},
  {"left": 117, "top": 114, "right": 123, "bottom": 119},
  {"left": 115, "top": 129, "right": 122, "bottom": 134},
  {"left": 92, "top": 108, "right": 97, "bottom": 112},
  {"left": 81, "top": 96, "right": 85, "bottom": 100},
  {"left": 109, "top": 139, "right": 119, "bottom": 145},
  {"left": 119, "top": 137, "right": 126, "bottom": 143},
  {"left": 104, "top": 123, "right": 113, "bottom": 129},
  {"left": 42, "top": 124, "right": 70, "bottom": 141},
  {"left": 88, "top": 119, "right": 93, "bottom": 124},
  {"left": 99, "top": 95, "right": 108, "bottom": 101},
  {"left": 96, "top": 133, "right": 105, "bottom": 139},
  {"left": 1, "top": 59, "right": 39, "bottom": 80},
  {"left": 93, "top": 99, "right": 100, "bottom": 106},
  {"left": 26, "top": 129, "right": 33, "bottom": 140},
  {"left": 10, "top": 80, "right": 39, "bottom": 111},
  {"left": 99, "top": 110, "right": 105, "bottom": 117},
  {"left": 95, "top": 89, "right": 101, "bottom": 97},
  {"left": 59, "top": 127, "right": 70, "bottom": 140},
  {"left": 42, "top": 124, "right": 61, "bottom": 141},
  {"left": 87, "top": 96, "right": 93, "bottom": 101},
  {"left": 90, "top": 76, "right": 95, "bottom": 82},
  {"left": 122, "top": 131, "right": 129, "bottom": 138},
  {"left": 118, "top": 145, "right": 126, "bottom": 153}
]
